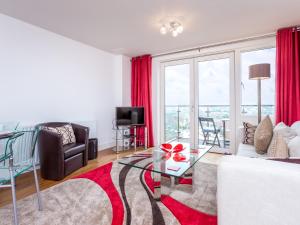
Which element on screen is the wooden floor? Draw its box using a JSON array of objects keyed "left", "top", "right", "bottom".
[{"left": 0, "top": 147, "right": 222, "bottom": 208}]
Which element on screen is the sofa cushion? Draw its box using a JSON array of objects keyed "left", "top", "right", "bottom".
[
  {"left": 288, "top": 136, "right": 300, "bottom": 157},
  {"left": 237, "top": 143, "right": 267, "bottom": 158},
  {"left": 242, "top": 122, "right": 256, "bottom": 145},
  {"left": 273, "top": 122, "right": 288, "bottom": 131},
  {"left": 291, "top": 121, "right": 300, "bottom": 136},
  {"left": 45, "top": 124, "right": 76, "bottom": 145},
  {"left": 267, "top": 132, "right": 289, "bottom": 158},
  {"left": 273, "top": 122, "right": 297, "bottom": 144},
  {"left": 254, "top": 115, "right": 273, "bottom": 154},
  {"left": 63, "top": 143, "right": 85, "bottom": 159}
]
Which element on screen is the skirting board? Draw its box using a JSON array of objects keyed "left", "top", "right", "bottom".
[{"left": 98, "top": 142, "right": 115, "bottom": 151}]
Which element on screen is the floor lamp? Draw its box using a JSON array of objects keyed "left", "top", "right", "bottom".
[{"left": 249, "top": 63, "right": 271, "bottom": 124}]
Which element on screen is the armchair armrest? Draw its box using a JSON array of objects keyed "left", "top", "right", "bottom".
[
  {"left": 218, "top": 156, "right": 300, "bottom": 225},
  {"left": 71, "top": 123, "right": 89, "bottom": 144},
  {"left": 71, "top": 123, "right": 89, "bottom": 166},
  {"left": 38, "top": 129, "right": 64, "bottom": 180}
]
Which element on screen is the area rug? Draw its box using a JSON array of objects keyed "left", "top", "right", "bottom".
[{"left": 0, "top": 154, "right": 217, "bottom": 225}]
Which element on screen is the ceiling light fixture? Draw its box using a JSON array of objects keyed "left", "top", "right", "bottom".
[{"left": 160, "top": 21, "right": 183, "bottom": 37}]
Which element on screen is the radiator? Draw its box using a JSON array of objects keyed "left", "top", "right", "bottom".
[
  {"left": 13, "top": 126, "right": 39, "bottom": 165},
  {"left": 0, "top": 125, "right": 39, "bottom": 165}
]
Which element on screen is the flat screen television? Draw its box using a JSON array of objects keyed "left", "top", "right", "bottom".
[{"left": 116, "top": 107, "right": 144, "bottom": 126}]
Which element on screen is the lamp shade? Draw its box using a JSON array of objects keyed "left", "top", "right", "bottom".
[{"left": 249, "top": 63, "right": 271, "bottom": 80}]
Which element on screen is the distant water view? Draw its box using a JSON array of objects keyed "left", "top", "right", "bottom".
[{"left": 165, "top": 105, "right": 274, "bottom": 141}]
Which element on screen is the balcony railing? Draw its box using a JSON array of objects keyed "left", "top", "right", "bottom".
[{"left": 164, "top": 104, "right": 274, "bottom": 143}]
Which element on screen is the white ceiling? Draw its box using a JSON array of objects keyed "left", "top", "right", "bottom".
[{"left": 0, "top": 0, "right": 299, "bottom": 57}]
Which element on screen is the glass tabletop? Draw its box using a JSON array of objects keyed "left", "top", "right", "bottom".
[{"left": 118, "top": 144, "right": 212, "bottom": 178}]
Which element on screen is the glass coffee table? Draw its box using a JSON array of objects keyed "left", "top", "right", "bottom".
[{"left": 119, "top": 144, "right": 212, "bottom": 201}]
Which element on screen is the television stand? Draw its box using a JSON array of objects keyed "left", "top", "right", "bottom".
[{"left": 113, "top": 125, "right": 147, "bottom": 154}]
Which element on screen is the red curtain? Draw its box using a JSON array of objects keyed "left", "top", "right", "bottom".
[
  {"left": 131, "top": 55, "right": 154, "bottom": 147},
  {"left": 276, "top": 27, "right": 300, "bottom": 125}
]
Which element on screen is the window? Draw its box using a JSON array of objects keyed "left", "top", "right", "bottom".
[
  {"left": 159, "top": 38, "right": 276, "bottom": 152},
  {"left": 240, "top": 48, "right": 276, "bottom": 124},
  {"left": 164, "top": 64, "right": 190, "bottom": 142}
]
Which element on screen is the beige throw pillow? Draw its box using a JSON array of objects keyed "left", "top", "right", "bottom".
[
  {"left": 254, "top": 115, "right": 273, "bottom": 154},
  {"left": 44, "top": 124, "right": 76, "bottom": 145},
  {"left": 267, "top": 132, "right": 289, "bottom": 158}
]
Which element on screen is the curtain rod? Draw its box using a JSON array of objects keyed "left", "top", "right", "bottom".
[{"left": 152, "top": 32, "right": 276, "bottom": 58}]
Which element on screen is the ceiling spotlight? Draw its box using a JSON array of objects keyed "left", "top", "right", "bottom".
[
  {"left": 177, "top": 25, "right": 183, "bottom": 34},
  {"left": 160, "top": 25, "right": 167, "bottom": 35},
  {"left": 172, "top": 30, "right": 178, "bottom": 37},
  {"left": 160, "top": 21, "right": 183, "bottom": 37}
]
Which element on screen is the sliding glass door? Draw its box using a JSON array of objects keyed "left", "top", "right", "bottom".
[
  {"left": 161, "top": 53, "right": 235, "bottom": 151},
  {"left": 195, "top": 53, "right": 235, "bottom": 150},
  {"left": 160, "top": 41, "right": 276, "bottom": 153},
  {"left": 162, "top": 60, "right": 193, "bottom": 145}
]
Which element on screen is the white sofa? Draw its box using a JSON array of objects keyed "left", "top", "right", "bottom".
[
  {"left": 237, "top": 121, "right": 300, "bottom": 158},
  {"left": 237, "top": 143, "right": 267, "bottom": 157},
  {"left": 237, "top": 126, "right": 267, "bottom": 157},
  {"left": 218, "top": 156, "right": 300, "bottom": 225}
]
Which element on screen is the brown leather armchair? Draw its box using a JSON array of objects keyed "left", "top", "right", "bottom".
[{"left": 37, "top": 122, "right": 89, "bottom": 180}]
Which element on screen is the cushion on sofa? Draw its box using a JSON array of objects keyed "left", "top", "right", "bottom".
[
  {"left": 242, "top": 122, "right": 256, "bottom": 145},
  {"left": 291, "top": 121, "right": 300, "bottom": 136},
  {"left": 254, "top": 115, "right": 273, "bottom": 154},
  {"left": 274, "top": 122, "right": 288, "bottom": 131},
  {"left": 273, "top": 122, "right": 297, "bottom": 143},
  {"left": 288, "top": 136, "right": 300, "bottom": 157},
  {"left": 237, "top": 143, "right": 267, "bottom": 158},
  {"left": 267, "top": 132, "right": 289, "bottom": 158}
]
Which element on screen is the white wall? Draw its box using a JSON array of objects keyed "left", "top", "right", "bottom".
[{"left": 0, "top": 14, "right": 125, "bottom": 150}]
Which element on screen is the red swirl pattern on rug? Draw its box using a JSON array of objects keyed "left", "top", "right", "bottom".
[
  {"left": 76, "top": 162, "right": 124, "bottom": 225},
  {"left": 75, "top": 160, "right": 217, "bottom": 225},
  {"left": 143, "top": 166, "right": 217, "bottom": 225}
]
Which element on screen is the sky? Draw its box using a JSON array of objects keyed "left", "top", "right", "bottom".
[{"left": 165, "top": 48, "right": 276, "bottom": 106}]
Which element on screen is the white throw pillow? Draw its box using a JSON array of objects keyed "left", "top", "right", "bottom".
[
  {"left": 273, "top": 122, "right": 297, "bottom": 144},
  {"left": 274, "top": 122, "right": 288, "bottom": 131},
  {"left": 291, "top": 121, "right": 300, "bottom": 136},
  {"left": 288, "top": 136, "right": 300, "bottom": 157}
]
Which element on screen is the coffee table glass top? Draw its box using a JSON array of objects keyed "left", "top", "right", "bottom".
[{"left": 118, "top": 144, "right": 212, "bottom": 178}]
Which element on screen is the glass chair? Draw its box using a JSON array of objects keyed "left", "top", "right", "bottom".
[{"left": 0, "top": 128, "right": 42, "bottom": 225}]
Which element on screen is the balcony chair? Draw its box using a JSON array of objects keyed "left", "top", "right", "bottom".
[
  {"left": 0, "top": 129, "right": 42, "bottom": 225},
  {"left": 37, "top": 122, "right": 89, "bottom": 181},
  {"left": 199, "top": 117, "right": 221, "bottom": 147}
]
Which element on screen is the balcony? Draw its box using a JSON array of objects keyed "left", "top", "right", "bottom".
[{"left": 164, "top": 104, "right": 275, "bottom": 148}]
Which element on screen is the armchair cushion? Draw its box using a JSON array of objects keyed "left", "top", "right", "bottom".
[
  {"left": 44, "top": 124, "right": 76, "bottom": 145},
  {"left": 63, "top": 143, "right": 85, "bottom": 159}
]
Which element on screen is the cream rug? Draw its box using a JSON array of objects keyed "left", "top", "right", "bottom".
[{"left": 0, "top": 157, "right": 217, "bottom": 225}]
